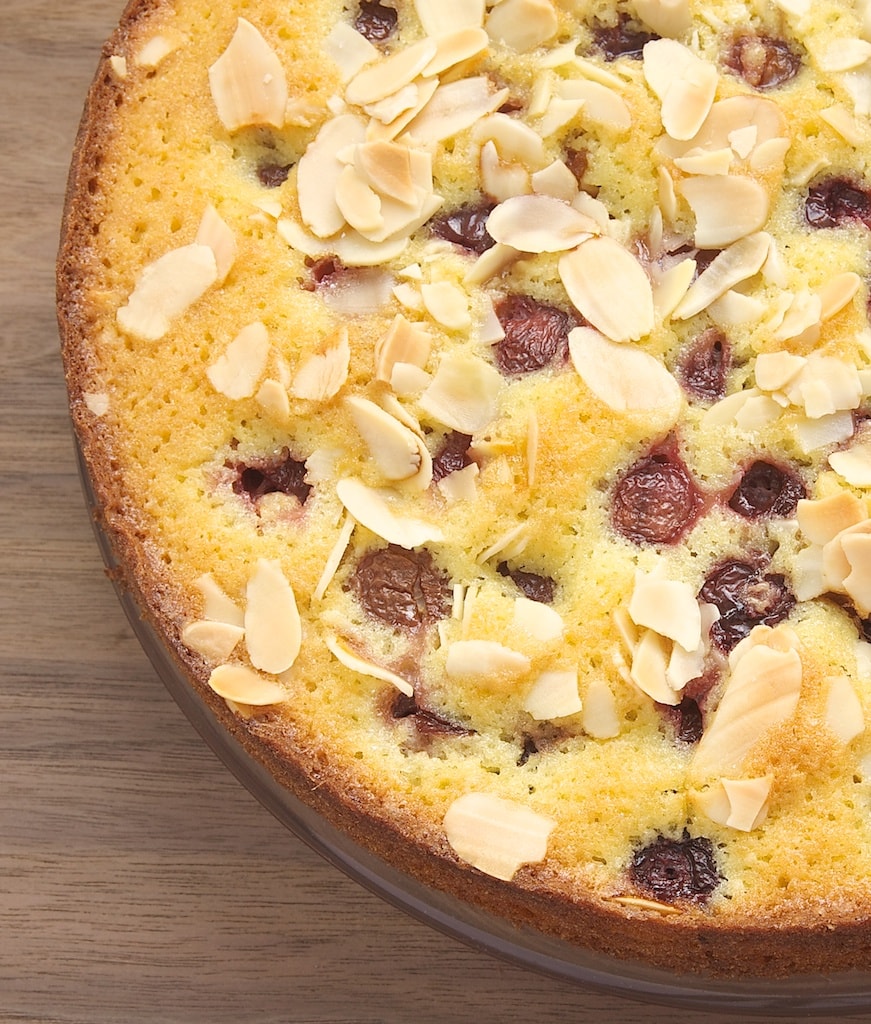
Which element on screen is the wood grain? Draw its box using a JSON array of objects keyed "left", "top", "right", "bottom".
[{"left": 1, "top": 1, "right": 867, "bottom": 1021}]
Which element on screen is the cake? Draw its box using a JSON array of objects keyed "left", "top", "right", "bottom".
[{"left": 58, "top": 0, "right": 871, "bottom": 977}]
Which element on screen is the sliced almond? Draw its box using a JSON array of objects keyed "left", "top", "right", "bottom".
[
  {"left": 692, "top": 639, "right": 802, "bottom": 779},
  {"left": 403, "top": 76, "right": 509, "bottom": 146},
  {"left": 568, "top": 327, "right": 682, "bottom": 418},
  {"left": 312, "top": 515, "right": 356, "bottom": 602},
  {"left": 487, "top": 195, "right": 598, "bottom": 253},
  {"left": 485, "top": 0, "right": 558, "bottom": 53},
  {"left": 346, "top": 38, "right": 437, "bottom": 107},
  {"left": 841, "top": 532, "right": 871, "bottom": 615},
  {"left": 374, "top": 314, "right": 432, "bottom": 381},
  {"left": 554, "top": 79, "right": 632, "bottom": 132},
  {"left": 297, "top": 114, "right": 368, "bottom": 239},
  {"left": 443, "top": 792, "right": 555, "bottom": 881},
  {"left": 672, "top": 233, "right": 771, "bottom": 320},
  {"left": 323, "top": 21, "right": 379, "bottom": 82},
  {"left": 559, "top": 237, "right": 654, "bottom": 342},
  {"left": 479, "top": 140, "right": 531, "bottom": 202},
  {"left": 512, "top": 597, "right": 564, "bottom": 642},
  {"left": 207, "top": 663, "right": 286, "bottom": 706},
  {"left": 421, "top": 281, "right": 471, "bottom": 330},
  {"left": 695, "top": 775, "right": 773, "bottom": 832},
  {"left": 797, "top": 493, "right": 867, "bottom": 547},
  {"left": 628, "top": 569, "right": 701, "bottom": 652},
  {"left": 634, "top": 0, "right": 692, "bottom": 39},
  {"left": 194, "top": 573, "right": 244, "bottom": 627},
  {"left": 418, "top": 353, "right": 502, "bottom": 433},
  {"left": 581, "top": 677, "right": 621, "bottom": 739},
  {"left": 346, "top": 396, "right": 433, "bottom": 486},
  {"left": 523, "top": 669, "right": 582, "bottom": 720},
  {"left": 244, "top": 559, "right": 302, "bottom": 675},
  {"left": 208, "top": 18, "right": 288, "bottom": 132},
  {"left": 829, "top": 443, "right": 871, "bottom": 487},
  {"left": 413, "top": 0, "right": 485, "bottom": 35},
  {"left": 195, "top": 205, "right": 237, "bottom": 285},
  {"left": 472, "top": 112, "right": 548, "bottom": 168},
  {"left": 630, "top": 629, "right": 679, "bottom": 706},
  {"left": 424, "top": 27, "right": 490, "bottom": 76},
  {"left": 335, "top": 165, "right": 383, "bottom": 236},
  {"left": 182, "top": 621, "right": 245, "bottom": 663},
  {"left": 445, "top": 639, "right": 531, "bottom": 682},
  {"left": 291, "top": 326, "right": 350, "bottom": 402},
  {"left": 818, "top": 272, "right": 862, "bottom": 320},
  {"left": 325, "top": 634, "right": 414, "bottom": 696},
  {"left": 531, "top": 159, "right": 580, "bottom": 202},
  {"left": 825, "top": 673, "right": 865, "bottom": 745},
  {"left": 336, "top": 476, "right": 444, "bottom": 546},
  {"left": 819, "top": 38, "right": 871, "bottom": 72},
  {"left": 661, "top": 61, "right": 718, "bottom": 140},
  {"left": 207, "top": 321, "right": 270, "bottom": 400},
  {"left": 678, "top": 175, "right": 770, "bottom": 248},
  {"left": 117, "top": 243, "right": 217, "bottom": 341}
]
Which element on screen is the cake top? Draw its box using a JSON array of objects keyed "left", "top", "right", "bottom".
[{"left": 60, "top": 0, "right": 871, "bottom": 973}]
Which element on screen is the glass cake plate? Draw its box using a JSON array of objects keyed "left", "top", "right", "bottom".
[{"left": 76, "top": 442, "right": 871, "bottom": 1016}]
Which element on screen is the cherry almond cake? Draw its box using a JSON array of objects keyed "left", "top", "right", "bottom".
[{"left": 59, "top": 0, "right": 871, "bottom": 976}]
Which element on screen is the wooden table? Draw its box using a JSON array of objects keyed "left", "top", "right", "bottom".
[{"left": 2, "top": 2, "right": 869, "bottom": 1020}]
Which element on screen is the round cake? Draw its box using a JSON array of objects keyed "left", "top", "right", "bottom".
[{"left": 59, "top": 0, "right": 871, "bottom": 977}]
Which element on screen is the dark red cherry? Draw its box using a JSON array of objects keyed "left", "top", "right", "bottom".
[{"left": 699, "top": 557, "right": 795, "bottom": 651}]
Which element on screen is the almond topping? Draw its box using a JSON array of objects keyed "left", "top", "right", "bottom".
[
  {"left": 207, "top": 321, "right": 270, "bottom": 400},
  {"left": 336, "top": 476, "right": 444, "bottom": 546},
  {"left": 629, "top": 567, "right": 702, "bottom": 652},
  {"left": 630, "top": 629, "right": 679, "bottom": 706},
  {"left": 672, "top": 233, "right": 770, "bottom": 320},
  {"left": 421, "top": 281, "right": 471, "bottom": 330},
  {"left": 797, "top": 494, "right": 867, "bottom": 547},
  {"left": 424, "top": 28, "right": 490, "bottom": 76},
  {"left": 374, "top": 314, "right": 432, "bottom": 381},
  {"left": 297, "top": 114, "right": 368, "bottom": 239},
  {"left": 244, "top": 559, "right": 302, "bottom": 675},
  {"left": 117, "top": 243, "right": 218, "bottom": 342},
  {"left": 443, "top": 792, "right": 555, "bottom": 881},
  {"left": 182, "top": 621, "right": 245, "bottom": 664},
  {"left": 445, "top": 639, "right": 531, "bottom": 683},
  {"left": 829, "top": 443, "right": 871, "bottom": 488},
  {"left": 485, "top": 0, "right": 558, "bottom": 54},
  {"left": 207, "top": 664, "right": 286, "bottom": 706},
  {"left": 487, "top": 195, "right": 598, "bottom": 253},
  {"left": 403, "top": 77, "right": 509, "bottom": 145},
  {"left": 194, "top": 573, "right": 244, "bottom": 627},
  {"left": 512, "top": 597, "right": 565, "bottom": 642},
  {"left": 208, "top": 19, "right": 288, "bottom": 132},
  {"left": 324, "top": 22, "right": 379, "bottom": 82},
  {"left": 346, "top": 38, "right": 438, "bottom": 107},
  {"left": 692, "top": 631, "right": 802, "bottom": 779},
  {"left": 568, "top": 326, "right": 682, "bottom": 418},
  {"left": 841, "top": 532, "right": 871, "bottom": 615},
  {"left": 678, "top": 175, "right": 770, "bottom": 248},
  {"left": 413, "top": 0, "right": 485, "bottom": 36},
  {"left": 818, "top": 272, "right": 862, "bottom": 321},
  {"left": 559, "top": 238, "right": 654, "bottom": 342},
  {"left": 551, "top": 79, "right": 632, "bottom": 132},
  {"left": 825, "top": 674, "right": 865, "bottom": 745},
  {"left": 523, "top": 669, "right": 582, "bottom": 720},
  {"left": 346, "top": 395, "right": 433, "bottom": 487},
  {"left": 581, "top": 678, "right": 621, "bottom": 738},
  {"left": 418, "top": 353, "right": 502, "bottom": 433},
  {"left": 195, "top": 205, "right": 237, "bottom": 285},
  {"left": 291, "top": 327, "right": 350, "bottom": 402},
  {"left": 634, "top": 0, "right": 692, "bottom": 39},
  {"left": 643, "top": 39, "right": 717, "bottom": 140},
  {"left": 695, "top": 776, "right": 773, "bottom": 832},
  {"left": 325, "top": 634, "right": 414, "bottom": 696},
  {"left": 312, "top": 514, "right": 356, "bottom": 603}
]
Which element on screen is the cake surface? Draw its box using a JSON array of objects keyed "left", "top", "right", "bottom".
[{"left": 59, "top": 0, "right": 871, "bottom": 977}]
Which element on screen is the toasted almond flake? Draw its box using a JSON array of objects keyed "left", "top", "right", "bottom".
[
  {"left": 418, "top": 353, "right": 502, "bottom": 433},
  {"left": 335, "top": 165, "right": 383, "bottom": 236},
  {"left": 421, "top": 281, "right": 471, "bottom": 330},
  {"left": 473, "top": 112, "right": 548, "bottom": 167},
  {"left": 325, "top": 634, "right": 413, "bottom": 696},
  {"left": 818, "top": 272, "right": 862, "bottom": 320},
  {"left": 346, "top": 38, "right": 437, "bottom": 107},
  {"left": 734, "top": 392, "right": 782, "bottom": 431},
  {"left": 207, "top": 663, "right": 286, "bottom": 706},
  {"left": 707, "top": 289, "right": 767, "bottom": 326},
  {"left": 207, "top": 321, "right": 269, "bottom": 400},
  {"left": 485, "top": 0, "right": 558, "bottom": 53},
  {"left": 821, "top": 105, "right": 869, "bottom": 146},
  {"left": 445, "top": 639, "right": 531, "bottom": 681},
  {"left": 109, "top": 54, "right": 128, "bottom": 79},
  {"left": 581, "top": 677, "right": 621, "bottom": 738},
  {"left": 630, "top": 629, "right": 679, "bottom": 706},
  {"left": 568, "top": 327, "right": 682, "bottom": 418},
  {"left": 555, "top": 79, "right": 632, "bottom": 132},
  {"left": 512, "top": 597, "right": 564, "bottom": 642},
  {"left": 403, "top": 77, "right": 509, "bottom": 146},
  {"left": 692, "top": 641, "right": 802, "bottom": 778},
  {"left": 194, "top": 573, "right": 244, "bottom": 627},
  {"left": 244, "top": 559, "right": 302, "bottom": 675},
  {"left": 276, "top": 216, "right": 407, "bottom": 267},
  {"left": 311, "top": 515, "right": 356, "bottom": 603},
  {"left": 255, "top": 378, "right": 291, "bottom": 422},
  {"left": 559, "top": 238, "right": 654, "bottom": 342},
  {"left": 117, "top": 243, "right": 217, "bottom": 341},
  {"left": 523, "top": 669, "right": 581, "bottom": 720},
  {"left": 678, "top": 175, "right": 770, "bottom": 248},
  {"left": 464, "top": 240, "right": 522, "bottom": 285},
  {"left": 477, "top": 523, "right": 529, "bottom": 564},
  {"left": 291, "top": 326, "right": 350, "bottom": 402},
  {"left": 755, "top": 351, "right": 806, "bottom": 392},
  {"left": 424, "top": 27, "right": 490, "bottom": 76},
  {"left": 208, "top": 19, "right": 288, "bottom": 132},
  {"left": 797, "top": 494, "right": 867, "bottom": 546},
  {"left": 673, "top": 147, "right": 734, "bottom": 176},
  {"left": 444, "top": 792, "right": 555, "bottom": 881},
  {"left": 661, "top": 61, "right": 718, "bottom": 140},
  {"left": 695, "top": 776, "right": 773, "bottom": 831},
  {"left": 795, "top": 411, "right": 856, "bottom": 454},
  {"left": 83, "top": 391, "right": 109, "bottom": 416},
  {"left": 346, "top": 395, "right": 432, "bottom": 486},
  {"left": 829, "top": 443, "right": 871, "bottom": 487},
  {"left": 628, "top": 568, "right": 701, "bottom": 652},
  {"left": 182, "top": 620, "right": 245, "bottom": 663},
  {"left": 819, "top": 39, "right": 871, "bottom": 72},
  {"left": 479, "top": 140, "right": 531, "bottom": 203},
  {"left": 611, "top": 896, "right": 682, "bottom": 915},
  {"left": 825, "top": 674, "right": 865, "bottom": 745},
  {"left": 135, "top": 34, "right": 178, "bottom": 69},
  {"left": 351, "top": 140, "right": 416, "bottom": 205},
  {"left": 391, "top": 362, "right": 431, "bottom": 396},
  {"left": 336, "top": 476, "right": 443, "bottom": 546},
  {"left": 297, "top": 114, "right": 368, "bottom": 239},
  {"left": 842, "top": 533, "right": 871, "bottom": 615},
  {"left": 653, "top": 258, "right": 696, "bottom": 319},
  {"left": 822, "top": 521, "right": 871, "bottom": 594},
  {"left": 672, "top": 233, "right": 770, "bottom": 320},
  {"left": 374, "top": 314, "right": 432, "bottom": 381},
  {"left": 634, "top": 0, "right": 692, "bottom": 38},
  {"left": 531, "top": 159, "right": 579, "bottom": 202},
  {"left": 413, "top": 0, "right": 485, "bottom": 35},
  {"left": 729, "top": 125, "right": 758, "bottom": 158},
  {"left": 324, "top": 22, "right": 379, "bottom": 81},
  {"left": 365, "top": 83, "right": 422, "bottom": 126},
  {"left": 487, "top": 195, "right": 598, "bottom": 253},
  {"left": 774, "top": 290, "right": 822, "bottom": 343}
]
